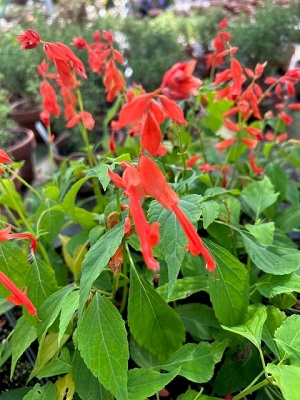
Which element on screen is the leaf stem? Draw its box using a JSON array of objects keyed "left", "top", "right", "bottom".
[{"left": 232, "top": 378, "right": 269, "bottom": 400}]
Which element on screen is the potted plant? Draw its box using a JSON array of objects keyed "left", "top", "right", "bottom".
[{"left": 1, "top": 20, "right": 300, "bottom": 400}]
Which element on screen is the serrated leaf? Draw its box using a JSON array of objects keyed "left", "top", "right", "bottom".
[
  {"left": 128, "top": 263, "right": 185, "bottom": 362},
  {"left": 161, "top": 342, "right": 225, "bottom": 383},
  {"left": 256, "top": 273, "right": 300, "bottom": 298},
  {"left": 201, "top": 201, "right": 219, "bottom": 229},
  {"left": 241, "top": 231, "right": 300, "bottom": 275},
  {"left": 156, "top": 276, "right": 208, "bottom": 302},
  {"left": 77, "top": 294, "right": 128, "bottom": 400},
  {"left": 72, "top": 349, "right": 114, "bottom": 400},
  {"left": 61, "top": 176, "right": 96, "bottom": 215},
  {"left": 266, "top": 364, "right": 300, "bottom": 400},
  {"left": 274, "top": 204, "right": 300, "bottom": 232},
  {"left": 79, "top": 222, "right": 124, "bottom": 316},
  {"left": 241, "top": 176, "right": 278, "bottom": 218},
  {"left": 175, "top": 303, "right": 220, "bottom": 341},
  {"left": 274, "top": 314, "right": 300, "bottom": 363},
  {"left": 206, "top": 240, "right": 249, "bottom": 326},
  {"left": 265, "top": 163, "right": 288, "bottom": 200},
  {"left": 245, "top": 222, "right": 274, "bottom": 246},
  {"left": 58, "top": 290, "right": 79, "bottom": 345},
  {"left": 222, "top": 307, "right": 267, "bottom": 350},
  {"left": 11, "top": 316, "right": 37, "bottom": 379},
  {"left": 37, "top": 285, "right": 75, "bottom": 340},
  {"left": 148, "top": 195, "right": 202, "bottom": 299},
  {"left": 89, "top": 164, "right": 111, "bottom": 191},
  {"left": 127, "top": 368, "right": 179, "bottom": 400},
  {"left": 262, "top": 306, "right": 286, "bottom": 360},
  {"left": 26, "top": 258, "right": 58, "bottom": 310},
  {"left": 23, "top": 383, "right": 57, "bottom": 400}
]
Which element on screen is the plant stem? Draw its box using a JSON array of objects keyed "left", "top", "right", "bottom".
[
  {"left": 4, "top": 165, "right": 43, "bottom": 201},
  {"left": 47, "top": 124, "right": 56, "bottom": 175},
  {"left": 174, "top": 122, "right": 188, "bottom": 193},
  {"left": 232, "top": 379, "right": 269, "bottom": 400},
  {"left": 119, "top": 243, "right": 128, "bottom": 315},
  {"left": 0, "top": 178, "right": 51, "bottom": 266}
]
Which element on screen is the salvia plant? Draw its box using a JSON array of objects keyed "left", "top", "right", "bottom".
[{"left": 1, "top": 19, "right": 300, "bottom": 400}]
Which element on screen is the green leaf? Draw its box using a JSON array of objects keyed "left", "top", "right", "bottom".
[
  {"left": 127, "top": 368, "right": 179, "bottom": 400},
  {"left": 73, "top": 349, "right": 114, "bottom": 400},
  {"left": 0, "top": 388, "right": 32, "bottom": 399},
  {"left": 206, "top": 240, "right": 249, "bottom": 326},
  {"left": 38, "top": 204, "right": 64, "bottom": 243},
  {"left": 156, "top": 276, "right": 208, "bottom": 302},
  {"left": 161, "top": 342, "right": 226, "bottom": 383},
  {"left": 245, "top": 222, "right": 275, "bottom": 246},
  {"left": 79, "top": 222, "right": 124, "bottom": 316},
  {"left": 175, "top": 303, "right": 220, "bottom": 341},
  {"left": 256, "top": 273, "right": 300, "bottom": 298},
  {"left": 266, "top": 364, "right": 300, "bottom": 400},
  {"left": 274, "top": 204, "right": 300, "bottom": 232},
  {"left": 89, "top": 164, "right": 111, "bottom": 190},
  {"left": 222, "top": 307, "right": 267, "bottom": 350},
  {"left": 37, "top": 285, "right": 75, "bottom": 340},
  {"left": 23, "top": 383, "right": 57, "bottom": 400},
  {"left": 148, "top": 195, "right": 202, "bottom": 299},
  {"left": 77, "top": 294, "right": 128, "bottom": 400},
  {"left": 61, "top": 176, "right": 96, "bottom": 215},
  {"left": 201, "top": 200, "right": 220, "bottom": 229},
  {"left": 241, "top": 231, "right": 300, "bottom": 275},
  {"left": 0, "top": 242, "right": 30, "bottom": 295},
  {"left": 241, "top": 176, "right": 278, "bottom": 218},
  {"left": 128, "top": 263, "right": 185, "bottom": 362},
  {"left": 29, "top": 332, "right": 69, "bottom": 380},
  {"left": 265, "top": 163, "right": 288, "bottom": 200},
  {"left": 11, "top": 316, "right": 37, "bottom": 379},
  {"left": 178, "top": 389, "right": 222, "bottom": 400},
  {"left": 129, "top": 336, "right": 160, "bottom": 369},
  {"left": 262, "top": 306, "right": 286, "bottom": 360},
  {"left": 26, "top": 258, "right": 58, "bottom": 310},
  {"left": 58, "top": 290, "right": 79, "bottom": 345},
  {"left": 274, "top": 314, "right": 300, "bottom": 363},
  {"left": 36, "top": 348, "right": 71, "bottom": 379}
]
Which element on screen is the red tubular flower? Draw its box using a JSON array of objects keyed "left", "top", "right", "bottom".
[
  {"left": 241, "top": 138, "right": 258, "bottom": 149},
  {"left": 198, "top": 163, "right": 217, "bottom": 173},
  {"left": 249, "top": 152, "right": 264, "bottom": 175},
  {"left": 186, "top": 154, "right": 201, "bottom": 169},
  {"left": 40, "top": 81, "right": 61, "bottom": 124},
  {"left": 139, "top": 155, "right": 216, "bottom": 271},
  {"left": 108, "top": 168, "right": 160, "bottom": 271},
  {"left": 214, "top": 137, "right": 236, "bottom": 153},
  {"left": 66, "top": 112, "right": 95, "bottom": 130},
  {"left": 0, "top": 272, "right": 37, "bottom": 315},
  {"left": 17, "top": 29, "right": 40, "bottom": 49},
  {"left": 0, "top": 225, "right": 37, "bottom": 254},
  {"left": 245, "top": 126, "right": 263, "bottom": 140},
  {"left": 0, "top": 150, "right": 12, "bottom": 163},
  {"left": 161, "top": 60, "right": 202, "bottom": 100}
]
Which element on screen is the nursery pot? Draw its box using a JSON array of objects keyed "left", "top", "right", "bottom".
[
  {"left": 7, "top": 127, "right": 36, "bottom": 184},
  {"left": 9, "top": 99, "right": 42, "bottom": 142}
]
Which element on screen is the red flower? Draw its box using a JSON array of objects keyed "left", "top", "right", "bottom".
[
  {"left": 198, "top": 163, "right": 217, "bottom": 173},
  {"left": 214, "top": 137, "right": 236, "bottom": 153},
  {"left": 139, "top": 155, "right": 216, "bottom": 271},
  {"left": 66, "top": 111, "right": 95, "bottom": 130},
  {"left": 0, "top": 225, "right": 37, "bottom": 254},
  {"left": 0, "top": 272, "right": 37, "bottom": 316},
  {"left": 17, "top": 29, "right": 40, "bottom": 50},
  {"left": 108, "top": 167, "right": 160, "bottom": 271},
  {"left": 40, "top": 81, "right": 61, "bottom": 125},
  {"left": 241, "top": 138, "right": 258, "bottom": 149},
  {"left": 249, "top": 152, "right": 264, "bottom": 175},
  {"left": 0, "top": 149, "right": 12, "bottom": 163},
  {"left": 224, "top": 119, "right": 240, "bottom": 132},
  {"left": 245, "top": 126, "right": 263, "bottom": 140},
  {"left": 161, "top": 61, "right": 202, "bottom": 100},
  {"left": 186, "top": 154, "right": 201, "bottom": 169}
]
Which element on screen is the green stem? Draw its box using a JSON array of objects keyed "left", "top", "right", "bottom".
[
  {"left": 232, "top": 379, "right": 269, "bottom": 400},
  {"left": 47, "top": 124, "right": 56, "bottom": 176},
  {"left": 4, "top": 165, "right": 43, "bottom": 201},
  {"left": 0, "top": 178, "right": 51, "bottom": 266},
  {"left": 75, "top": 86, "right": 104, "bottom": 210},
  {"left": 174, "top": 122, "right": 188, "bottom": 193}
]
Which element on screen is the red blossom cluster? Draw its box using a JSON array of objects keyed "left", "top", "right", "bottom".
[
  {"left": 109, "top": 155, "right": 216, "bottom": 272},
  {"left": 72, "top": 30, "right": 125, "bottom": 102}
]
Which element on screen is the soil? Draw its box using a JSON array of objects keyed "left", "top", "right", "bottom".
[
  {"left": 5, "top": 129, "right": 27, "bottom": 148},
  {"left": 11, "top": 101, "right": 37, "bottom": 113}
]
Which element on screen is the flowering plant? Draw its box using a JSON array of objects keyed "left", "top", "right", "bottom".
[{"left": 1, "top": 19, "right": 300, "bottom": 399}]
